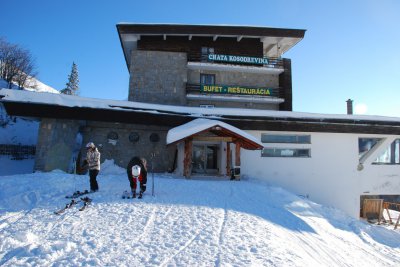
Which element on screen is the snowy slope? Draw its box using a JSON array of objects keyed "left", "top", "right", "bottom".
[
  {"left": 0, "top": 77, "right": 59, "bottom": 94},
  {"left": 0, "top": 161, "right": 399, "bottom": 266},
  {"left": 0, "top": 78, "right": 58, "bottom": 176}
]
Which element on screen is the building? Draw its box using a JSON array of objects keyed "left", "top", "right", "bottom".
[
  {"left": 117, "top": 23, "right": 305, "bottom": 110},
  {"left": 1, "top": 24, "right": 399, "bottom": 218}
]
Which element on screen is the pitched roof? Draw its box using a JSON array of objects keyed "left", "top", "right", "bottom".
[{"left": 166, "top": 118, "right": 264, "bottom": 150}]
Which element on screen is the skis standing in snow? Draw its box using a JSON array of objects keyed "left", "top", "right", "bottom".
[
  {"left": 84, "top": 142, "right": 101, "bottom": 192},
  {"left": 126, "top": 156, "right": 147, "bottom": 199}
]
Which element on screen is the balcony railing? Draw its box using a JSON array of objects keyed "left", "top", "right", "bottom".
[
  {"left": 187, "top": 53, "right": 283, "bottom": 69},
  {"left": 186, "top": 83, "right": 281, "bottom": 98}
]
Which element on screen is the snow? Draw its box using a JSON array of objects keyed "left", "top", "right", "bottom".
[
  {"left": 0, "top": 156, "right": 34, "bottom": 176},
  {"left": 2, "top": 88, "right": 400, "bottom": 123},
  {"left": 0, "top": 77, "right": 59, "bottom": 94},
  {"left": 0, "top": 160, "right": 399, "bottom": 266},
  {"left": 166, "top": 118, "right": 263, "bottom": 146},
  {"left": 0, "top": 116, "right": 39, "bottom": 145}
]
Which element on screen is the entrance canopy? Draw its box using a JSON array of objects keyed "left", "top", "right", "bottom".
[{"left": 166, "top": 118, "right": 263, "bottom": 150}]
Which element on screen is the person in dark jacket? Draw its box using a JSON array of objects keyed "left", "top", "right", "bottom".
[{"left": 126, "top": 156, "right": 147, "bottom": 198}]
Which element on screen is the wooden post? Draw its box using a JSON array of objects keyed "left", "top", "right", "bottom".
[
  {"left": 183, "top": 139, "right": 192, "bottom": 178},
  {"left": 235, "top": 142, "right": 241, "bottom": 166},
  {"left": 226, "top": 143, "right": 231, "bottom": 176}
]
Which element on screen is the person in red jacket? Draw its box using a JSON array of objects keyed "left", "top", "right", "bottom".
[{"left": 126, "top": 156, "right": 147, "bottom": 198}]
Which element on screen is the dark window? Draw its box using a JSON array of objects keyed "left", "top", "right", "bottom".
[
  {"left": 261, "top": 134, "right": 311, "bottom": 144},
  {"left": 200, "top": 74, "right": 215, "bottom": 85},
  {"left": 149, "top": 133, "right": 160, "bottom": 143},
  {"left": 129, "top": 132, "right": 140, "bottom": 143},
  {"left": 107, "top": 131, "right": 118, "bottom": 140}
]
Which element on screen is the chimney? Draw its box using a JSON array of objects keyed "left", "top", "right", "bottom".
[{"left": 346, "top": 99, "right": 353, "bottom": 115}]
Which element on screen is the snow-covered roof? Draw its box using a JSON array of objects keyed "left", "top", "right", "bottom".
[
  {"left": 1, "top": 88, "right": 400, "bottom": 124},
  {"left": 166, "top": 118, "right": 264, "bottom": 149}
]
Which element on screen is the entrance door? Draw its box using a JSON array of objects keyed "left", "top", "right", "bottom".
[{"left": 192, "top": 145, "right": 219, "bottom": 175}]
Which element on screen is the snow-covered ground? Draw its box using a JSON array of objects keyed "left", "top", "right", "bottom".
[{"left": 0, "top": 160, "right": 399, "bottom": 266}]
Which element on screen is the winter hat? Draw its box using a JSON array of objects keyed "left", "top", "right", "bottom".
[
  {"left": 86, "top": 142, "right": 95, "bottom": 149},
  {"left": 132, "top": 165, "right": 141, "bottom": 178}
]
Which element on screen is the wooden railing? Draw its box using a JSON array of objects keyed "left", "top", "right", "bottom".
[
  {"left": 383, "top": 202, "right": 400, "bottom": 229},
  {"left": 363, "top": 199, "right": 400, "bottom": 229}
]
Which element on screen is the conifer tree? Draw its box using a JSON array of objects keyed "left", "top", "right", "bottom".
[{"left": 61, "top": 62, "right": 79, "bottom": 95}]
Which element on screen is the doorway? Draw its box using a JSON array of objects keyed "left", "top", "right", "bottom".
[{"left": 192, "top": 144, "right": 219, "bottom": 175}]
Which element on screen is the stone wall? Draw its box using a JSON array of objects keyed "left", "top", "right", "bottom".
[
  {"left": 128, "top": 50, "right": 187, "bottom": 105},
  {"left": 80, "top": 121, "right": 176, "bottom": 172},
  {"left": 35, "top": 119, "right": 178, "bottom": 173},
  {"left": 35, "top": 118, "right": 82, "bottom": 172}
]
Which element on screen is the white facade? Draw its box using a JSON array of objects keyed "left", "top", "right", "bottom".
[{"left": 241, "top": 131, "right": 400, "bottom": 218}]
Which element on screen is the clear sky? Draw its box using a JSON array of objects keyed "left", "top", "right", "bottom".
[{"left": 1, "top": 0, "right": 399, "bottom": 117}]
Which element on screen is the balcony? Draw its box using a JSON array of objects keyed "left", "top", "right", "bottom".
[
  {"left": 187, "top": 53, "right": 284, "bottom": 75},
  {"left": 186, "top": 83, "right": 284, "bottom": 104}
]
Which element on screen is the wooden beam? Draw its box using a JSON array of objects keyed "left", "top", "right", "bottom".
[
  {"left": 183, "top": 138, "right": 192, "bottom": 178},
  {"left": 193, "top": 136, "right": 233, "bottom": 142},
  {"left": 227, "top": 143, "right": 231, "bottom": 176},
  {"left": 235, "top": 142, "right": 241, "bottom": 166}
]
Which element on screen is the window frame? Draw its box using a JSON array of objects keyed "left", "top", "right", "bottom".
[{"left": 261, "top": 134, "right": 311, "bottom": 144}]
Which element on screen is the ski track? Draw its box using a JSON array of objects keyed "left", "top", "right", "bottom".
[
  {"left": 1, "top": 172, "right": 400, "bottom": 266},
  {"left": 159, "top": 225, "right": 207, "bottom": 267},
  {"left": 214, "top": 184, "right": 232, "bottom": 267}
]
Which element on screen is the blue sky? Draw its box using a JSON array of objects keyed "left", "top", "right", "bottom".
[{"left": 1, "top": 0, "right": 399, "bottom": 116}]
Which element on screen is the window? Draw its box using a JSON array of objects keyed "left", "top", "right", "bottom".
[
  {"left": 201, "top": 47, "right": 214, "bottom": 61},
  {"left": 199, "top": 104, "right": 215, "bottom": 108},
  {"left": 260, "top": 133, "right": 311, "bottom": 158},
  {"left": 358, "top": 138, "right": 381, "bottom": 159},
  {"left": 373, "top": 139, "right": 400, "bottom": 164},
  {"left": 261, "top": 148, "right": 311, "bottom": 158},
  {"left": 200, "top": 74, "right": 215, "bottom": 85},
  {"left": 261, "top": 134, "right": 311, "bottom": 144}
]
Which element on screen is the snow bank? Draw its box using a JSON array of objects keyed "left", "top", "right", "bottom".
[{"left": 0, "top": 164, "right": 399, "bottom": 266}]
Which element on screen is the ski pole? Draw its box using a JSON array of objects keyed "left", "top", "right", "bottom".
[{"left": 151, "top": 152, "right": 155, "bottom": 197}]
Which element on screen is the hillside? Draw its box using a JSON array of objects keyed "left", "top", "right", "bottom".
[
  {"left": 0, "top": 77, "right": 59, "bottom": 176},
  {"left": 0, "top": 161, "right": 399, "bottom": 266}
]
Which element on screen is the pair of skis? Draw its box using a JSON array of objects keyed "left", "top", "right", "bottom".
[
  {"left": 122, "top": 190, "right": 143, "bottom": 199},
  {"left": 65, "top": 190, "right": 93, "bottom": 199},
  {"left": 54, "top": 196, "right": 92, "bottom": 215}
]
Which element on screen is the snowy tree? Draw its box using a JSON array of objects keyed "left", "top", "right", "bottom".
[
  {"left": 61, "top": 62, "right": 79, "bottom": 95},
  {"left": 0, "top": 37, "right": 38, "bottom": 89}
]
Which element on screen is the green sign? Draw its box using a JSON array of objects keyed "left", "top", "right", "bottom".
[
  {"left": 208, "top": 54, "right": 268, "bottom": 65},
  {"left": 201, "top": 84, "right": 276, "bottom": 96}
]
